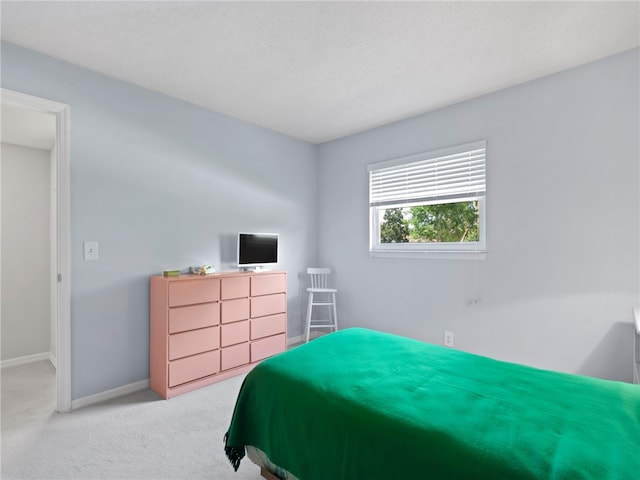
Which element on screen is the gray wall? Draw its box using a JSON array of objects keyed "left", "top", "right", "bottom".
[
  {"left": 317, "top": 48, "right": 639, "bottom": 382},
  {"left": 1, "top": 42, "right": 318, "bottom": 400},
  {"left": 2, "top": 40, "right": 637, "bottom": 400},
  {"left": 1, "top": 143, "right": 51, "bottom": 361}
]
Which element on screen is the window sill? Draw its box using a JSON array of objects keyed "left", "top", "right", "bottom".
[{"left": 369, "top": 250, "right": 487, "bottom": 261}]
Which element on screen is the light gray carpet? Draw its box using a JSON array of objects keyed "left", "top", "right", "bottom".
[{"left": 1, "top": 361, "right": 262, "bottom": 480}]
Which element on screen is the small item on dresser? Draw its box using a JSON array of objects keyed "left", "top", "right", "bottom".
[
  {"left": 191, "top": 264, "right": 215, "bottom": 275},
  {"left": 163, "top": 269, "right": 180, "bottom": 277}
]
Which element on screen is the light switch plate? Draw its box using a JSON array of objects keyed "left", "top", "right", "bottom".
[{"left": 84, "top": 241, "right": 99, "bottom": 260}]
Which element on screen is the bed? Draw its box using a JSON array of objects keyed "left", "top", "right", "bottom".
[{"left": 224, "top": 328, "right": 640, "bottom": 479}]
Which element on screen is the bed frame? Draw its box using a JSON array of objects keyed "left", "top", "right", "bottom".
[{"left": 259, "top": 467, "right": 280, "bottom": 480}]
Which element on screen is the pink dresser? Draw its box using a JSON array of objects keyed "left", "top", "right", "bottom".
[{"left": 150, "top": 271, "right": 287, "bottom": 399}]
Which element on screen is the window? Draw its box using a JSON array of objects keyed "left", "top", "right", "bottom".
[{"left": 368, "top": 140, "right": 486, "bottom": 258}]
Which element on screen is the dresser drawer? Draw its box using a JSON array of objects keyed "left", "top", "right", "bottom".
[
  {"left": 251, "top": 333, "right": 286, "bottom": 362},
  {"left": 169, "top": 303, "right": 219, "bottom": 334},
  {"left": 221, "top": 276, "right": 250, "bottom": 300},
  {"left": 169, "top": 278, "right": 220, "bottom": 307},
  {"left": 169, "top": 350, "right": 220, "bottom": 387},
  {"left": 169, "top": 326, "right": 219, "bottom": 360},
  {"left": 221, "top": 298, "right": 250, "bottom": 324},
  {"left": 251, "top": 274, "right": 286, "bottom": 296},
  {"left": 251, "top": 313, "right": 286, "bottom": 340},
  {"left": 221, "top": 320, "right": 250, "bottom": 347},
  {"left": 221, "top": 343, "right": 250, "bottom": 371},
  {"left": 251, "top": 293, "right": 286, "bottom": 318}
]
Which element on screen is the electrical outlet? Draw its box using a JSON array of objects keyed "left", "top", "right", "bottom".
[{"left": 444, "top": 331, "right": 454, "bottom": 347}]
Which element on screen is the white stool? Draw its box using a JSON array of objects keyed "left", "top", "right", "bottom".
[{"left": 304, "top": 268, "right": 338, "bottom": 342}]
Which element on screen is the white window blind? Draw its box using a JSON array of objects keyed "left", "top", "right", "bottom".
[{"left": 369, "top": 140, "right": 486, "bottom": 207}]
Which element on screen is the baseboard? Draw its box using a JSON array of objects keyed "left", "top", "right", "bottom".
[
  {"left": 49, "top": 352, "right": 57, "bottom": 369},
  {"left": 287, "top": 334, "right": 304, "bottom": 346},
  {"left": 71, "top": 379, "right": 149, "bottom": 410},
  {"left": 71, "top": 337, "right": 302, "bottom": 409},
  {"left": 1, "top": 351, "right": 50, "bottom": 369},
  {"left": 287, "top": 332, "right": 329, "bottom": 346}
]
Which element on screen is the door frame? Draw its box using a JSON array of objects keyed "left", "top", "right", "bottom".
[{"left": 2, "top": 88, "right": 71, "bottom": 412}]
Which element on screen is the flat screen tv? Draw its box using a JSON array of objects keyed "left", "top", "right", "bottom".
[{"left": 237, "top": 233, "right": 279, "bottom": 269}]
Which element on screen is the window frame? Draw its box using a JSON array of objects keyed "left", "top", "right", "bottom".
[{"left": 368, "top": 140, "right": 487, "bottom": 260}]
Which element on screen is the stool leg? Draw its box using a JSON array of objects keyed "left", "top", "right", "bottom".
[
  {"left": 305, "top": 292, "right": 314, "bottom": 343},
  {"left": 332, "top": 292, "right": 338, "bottom": 332}
]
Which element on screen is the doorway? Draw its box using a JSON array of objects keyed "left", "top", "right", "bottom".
[{"left": 1, "top": 89, "right": 70, "bottom": 412}]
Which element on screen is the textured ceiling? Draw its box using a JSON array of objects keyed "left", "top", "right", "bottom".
[{"left": 2, "top": 1, "right": 639, "bottom": 144}]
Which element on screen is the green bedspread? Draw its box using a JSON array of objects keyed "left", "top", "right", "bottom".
[{"left": 225, "top": 328, "right": 640, "bottom": 479}]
